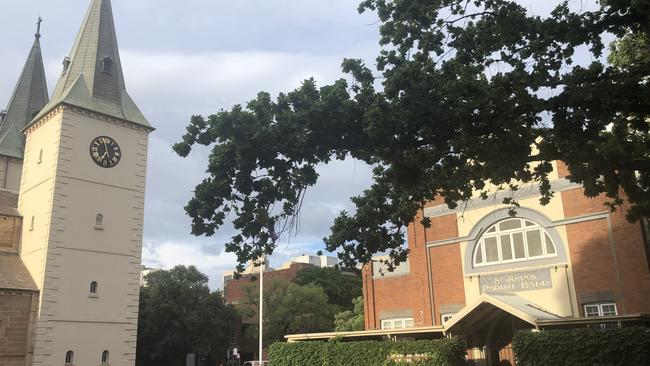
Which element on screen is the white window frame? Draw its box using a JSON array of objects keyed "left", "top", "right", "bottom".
[
  {"left": 473, "top": 218, "right": 558, "bottom": 267},
  {"left": 584, "top": 303, "right": 617, "bottom": 317},
  {"left": 441, "top": 313, "right": 455, "bottom": 324},
  {"left": 381, "top": 317, "right": 414, "bottom": 330}
]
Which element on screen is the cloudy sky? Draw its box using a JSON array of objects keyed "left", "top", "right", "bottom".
[
  {"left": 0, "top": 0, "right": 384, "bottom": 288},
  {"left": 0, "top": 0, "right": 595, "bottom": 288}
]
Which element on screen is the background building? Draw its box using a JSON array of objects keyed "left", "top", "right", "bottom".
[
  {"left": 223, "top": 254, "right": 339, "bottom": 362},
  {"left": 0, "top": 1, "right": 152, "bottom": 365}
]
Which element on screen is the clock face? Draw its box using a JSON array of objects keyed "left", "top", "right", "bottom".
[{"left": 90, "top": 136, "right": 121, "bottom": 168}]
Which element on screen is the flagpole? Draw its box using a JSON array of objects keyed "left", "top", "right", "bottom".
[{"left": 258, "top": 255, "right": 264, "bottom": 365}]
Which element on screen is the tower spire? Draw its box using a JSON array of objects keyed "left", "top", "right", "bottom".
[
  {"left": 0, "top": 20, "right": 49, "bottom": 158},
  {"left": 30, "top": 0, "right": 151, "bottom": 129}
]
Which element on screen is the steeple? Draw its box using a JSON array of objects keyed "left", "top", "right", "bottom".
[
  {"left": 31, "top": 0, "right": 151, "bottom": 129},
  {"left": 0, "top": 18, "right": 49, "bottom": 158}
]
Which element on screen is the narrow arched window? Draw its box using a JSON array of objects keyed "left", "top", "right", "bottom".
[
  {"left": 96, "top": 213, "right": 104, "bottom": 227},
  {"left": 101, "top": 350, "right": 109, "bottom": 364},
  {"left": 90, "top": 281, "right": 98, "bottom": 294},
  {"left": 29, "top": 216, "right": 35, "bottom": 231},
  {"left": 65, "top": 350, "right": 74, "bottom": 364},
  {"left": 38, "top": 149, "right": 43, "bottom": 164}
]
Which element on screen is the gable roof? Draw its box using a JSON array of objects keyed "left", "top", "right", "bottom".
[
  {"left": 444, "top": 293, "right": 562, "bottom": 334},
  {"left": 30, "top": 0, "right": 152, "bottom": 130},
  {"left": 0, "top": 32, "right": 49, "bottom": 158}
]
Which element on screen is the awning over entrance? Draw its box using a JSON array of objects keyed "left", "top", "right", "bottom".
[{"left": 444, "top": 293, "right": 562, "bottom": 335}]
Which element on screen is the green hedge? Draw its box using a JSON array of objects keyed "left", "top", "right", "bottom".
[
  {"left": 269, "top": 338, "right": 465, "bottom": 366},
  {"left": 513, "top": 327, "right": 650, "bottom": 366}
]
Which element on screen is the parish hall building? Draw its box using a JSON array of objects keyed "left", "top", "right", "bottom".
[{"left": 288, "top": 161, "right": 650, "bottom": 365}]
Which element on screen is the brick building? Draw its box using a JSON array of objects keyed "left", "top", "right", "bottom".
[
  {"left": 224, "top": 256, "right": 338, "bottom": 362},
  {"left": 287, "top": 161, "right": 650, "bottom": 365},
  {"left": 361, "top": 161, "right": 650, "bottom": 365}
]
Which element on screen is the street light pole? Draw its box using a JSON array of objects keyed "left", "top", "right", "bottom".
[{"left": 258, "top": 255, "right": 264, "bottom": 366}]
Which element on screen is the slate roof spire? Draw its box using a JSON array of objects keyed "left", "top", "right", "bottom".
[
  {"left": 31, "top": 0, "right": 151, "bottom": 129},
  {"left": 0, "top": 18, "right": 49, "bottom": 159}
]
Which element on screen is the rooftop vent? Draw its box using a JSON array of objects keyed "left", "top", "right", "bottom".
[{"left": 0, "top": 109, "right": 6, "bottom": 123}]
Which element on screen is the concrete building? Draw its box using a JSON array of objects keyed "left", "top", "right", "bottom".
[{"left": 0, "top": 1, "right": 153, "bottom": 365}]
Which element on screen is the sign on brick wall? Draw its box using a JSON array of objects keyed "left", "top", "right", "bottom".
[{"left": 479, "top": 269, "right": 552, "bottom": 293}]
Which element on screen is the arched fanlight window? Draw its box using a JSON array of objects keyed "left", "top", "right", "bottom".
[
  {"left": 65, "top": 350, "right": 74, "bottom": 364},
  {"left": 90, "top": 281, "right": 98, "bottom": 294},
  {"left": 473, "top": 218, "right": 557, "bottom": 267},
  {"left": 101, "top": 350, "right": 110, "bottom": 364}
]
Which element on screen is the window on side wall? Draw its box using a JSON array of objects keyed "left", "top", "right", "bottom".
[
  {"left": 381, "top": 317, "right": 414, "bottom": 330},
  {"left": 584, "top": 303, "right": 617, "bottom": 317},
  {"left": 441, "top": 313, "right": 455, "bottom": 325}
]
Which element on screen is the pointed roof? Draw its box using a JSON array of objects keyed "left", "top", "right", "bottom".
[
  {"left": 0, "top": 26, "right": 49, "bottom": 159},
  {"left": 31, "top": 0, "right": 152, "bottom": 130}
]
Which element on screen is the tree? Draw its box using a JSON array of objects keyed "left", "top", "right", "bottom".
[
  {"left": 334, "top": 296, "right": 365, "bottom": 331},
  {"left": 293, "top": 266, "right": 362, "bottom": 310},
  {"left": 240, "top": 278, "right": 338, "bottom": 344},
  {"left": 136, "top": 266, "right": 236, "bottom": 366},
  {"left": 174, "top": 0, "right": 650, "bottom": 269}
]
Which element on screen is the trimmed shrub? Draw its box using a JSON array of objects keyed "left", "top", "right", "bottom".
[
  {"left": 269, "top": 338, "right": 465, "bottom": 366},
  {"left": 513, "top": 327, "right": 650, "bottom": 366}
]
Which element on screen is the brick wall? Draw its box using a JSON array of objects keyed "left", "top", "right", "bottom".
[
  {"left": 224, "top": 262, "right": 314, "bottom": 305},
  {"left": 364, "top": 208, "right": 464, "bottom": 329},
  {"left": 561, "top": 187, "right": 650, "bottom": 315},
  {"left": 0, "top": 291, "right": 35, "bottom": 366}
]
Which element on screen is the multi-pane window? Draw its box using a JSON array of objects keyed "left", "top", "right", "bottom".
[
  {"left": 474, "top": 218, "right": 557, "bottom": 267},
  {"left": 381, "top": 317, "right": 414, "bottom": 330},
  {"left": 584, "top": 303, "right": 617, "bottom": 317}
]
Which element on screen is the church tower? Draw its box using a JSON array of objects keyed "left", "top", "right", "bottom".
[
  {"left": 18, "top": 1, "right": 153, "bottom": 365},
  {"left": 0, "top": 21, "right": 49, "bottom": 191}
]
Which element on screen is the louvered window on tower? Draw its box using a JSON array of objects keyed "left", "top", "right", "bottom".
[
  {"left": 101, "top": 57, "right": 114, "bottom": 75},
  {"left": 62, "top": 57, "right": 71, "bottom": 74}
]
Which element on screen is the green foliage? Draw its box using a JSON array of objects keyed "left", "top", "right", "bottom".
[
  {"left": 334, "top": 296, "right": 365, "bottom": 331},
  {"left": 240, "top": 277, "right": 338, "bottom": 345},
  {"left": 512, "top": 327, "right": 650, "bottom": 366},
  {"left": 136, "top": 266, "right": 236, "bottom": 366},
  {"left": 294, "top": 266, "right": 362, "bottom": 310},
  {"left": 175, "top": 0, "right": 650, "bottom": 269},
  {"left": 269, "top": 338, "right": 465, "bottom": 366}
]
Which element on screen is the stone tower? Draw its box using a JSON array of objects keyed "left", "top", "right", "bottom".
[
  {"left": 18, "top": 1, "right": 153, "bottom": 365},
  {"left": 0, "top": 22, "right": 49, "bottom": 191}
]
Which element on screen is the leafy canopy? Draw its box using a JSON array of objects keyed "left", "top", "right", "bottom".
[
  {"left": 136, "top": 266, "right": 236, "bottom": 366},
  {"left": 239, "top": 278, "right": 338, "bottom": 344},
  {"left": 334, "top": 296, "right": 365, "bottom": 332},
  {"left": 294, "top": 266, "right": 362, "bottom": 310},
  {"left": 174, "top": 0, "right": 650, "bottom": 269}
]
